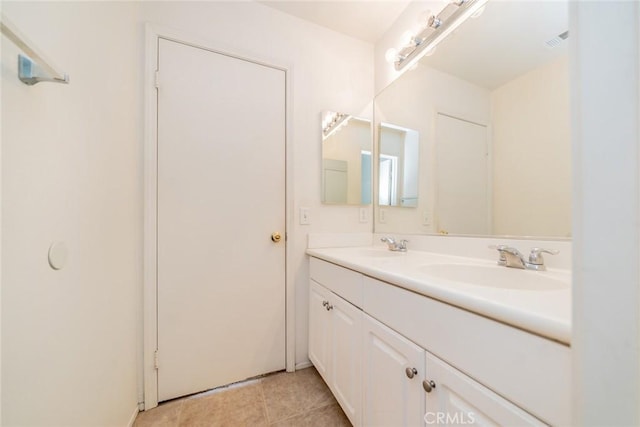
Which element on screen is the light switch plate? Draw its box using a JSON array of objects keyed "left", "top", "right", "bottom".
[
  {"left": 300, "top": 207, "right": 310, "bottom": 225},
  {"left": 359, "top": 207, "right": 368, "bottom": 223},
  {"left": 422, "top": 211, "right": 431, "bottom": 225}
]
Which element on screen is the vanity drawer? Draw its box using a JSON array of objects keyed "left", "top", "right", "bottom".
[
  {"left": 363, "top": 276, "right": 571, "bottom": 426},
  {"left": 310, "top": 258, "right": 363, "bottom": 308}
]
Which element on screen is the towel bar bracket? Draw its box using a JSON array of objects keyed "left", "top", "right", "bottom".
[{"left": 18, "top": 54, "right": 69, "bottom": 85}]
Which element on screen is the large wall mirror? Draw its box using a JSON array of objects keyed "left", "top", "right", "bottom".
[
  {"left": 322, "top": 110, "right": 372, "bottom": 205},
  {"left": 374, "top": 0, "right": 570, "bottom": 238}
]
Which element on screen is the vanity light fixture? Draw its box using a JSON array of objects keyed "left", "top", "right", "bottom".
[
  {"left": 322, "top": 111, "right": 351, "bottom": 140},
  {"left": 391, "top": 0, "right": 489, "bottom": 71}
]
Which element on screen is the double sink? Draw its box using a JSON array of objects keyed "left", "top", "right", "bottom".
[{"left": 306, "top": 245, "right": 571, "bottom": 344}]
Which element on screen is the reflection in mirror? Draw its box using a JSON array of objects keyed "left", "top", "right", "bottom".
[
  {"left": 321, "top": 111, "right": 372, "bottom": 205},
  {"left": 378, "top": 123, "right": 419, "bottom": 207},
  {"left": 375, "top": 0, "right": 570, "bottom": 238}
]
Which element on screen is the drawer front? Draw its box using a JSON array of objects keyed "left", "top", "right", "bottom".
[
  {"left": 310, "top": 257, "right": 363, "bottom": 308},
  {"left": 363, "top": 276, "right": 571, "bottom": 426}
]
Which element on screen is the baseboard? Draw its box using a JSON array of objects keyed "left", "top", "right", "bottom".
[
  {"left": 127, "top": 405, "right": 139, "bottom": 427},
  {"left": 296, "top": 360, "right": 313, "bottom": 370}
]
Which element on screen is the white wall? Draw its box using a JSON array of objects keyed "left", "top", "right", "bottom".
[
  {"left": 1, "top": 2, "right": 141, "bottom": 426},
  {"left": 491, "top": 56, "right": 571, "bottom": 237},
  {"left": 571, "top": 2, "right": 640, "bottom": 425},
  {"left": 2, "top": 2, "right": 373, "bottom": 423}
]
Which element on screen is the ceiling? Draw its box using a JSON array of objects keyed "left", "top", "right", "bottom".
[{"left": 258, "top": 0, "right": 411, "bottom": 43}]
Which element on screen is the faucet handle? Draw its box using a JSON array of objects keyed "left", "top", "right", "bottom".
[
  {"left": 488, "top": 244, "right": 508, "bottom": 250},
  {"left": 528, "top": 248, "right": 559, "bottom": 265},
  {"left": 488, "top": 244, "right": 508, "bottom": 265},
  {"left": 398, "top": 239, "right": 409, "bottom": 250}
]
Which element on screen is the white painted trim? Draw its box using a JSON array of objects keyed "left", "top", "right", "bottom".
[
  {"left": 142, "top": 22, "right": 295, "bottom": 407},
  {"left": 285, "top": 63, "right": 296, "bottom": 373},
  {"left": 143, "top": 23, "right": 159, "bottom": 410},
  {"left": 0, "top": 6, "right": 3, "bottom": 422},
  {"left": 127, "top": 405, "right": 139, "bottom": 427}
]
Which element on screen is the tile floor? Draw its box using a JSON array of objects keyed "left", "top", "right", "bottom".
[{"left": 133, "top": 367, "right": 351, "bottom": 427}]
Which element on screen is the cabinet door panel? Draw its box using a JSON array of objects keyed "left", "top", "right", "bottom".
[
  {"left": 309, "top": 280, "right": 331, "bottom": 380},
  {"left": 364, "top": 315, "right": 425, "bottom": 427},
  {"left": 331, "top": 297, "right": 363, "bottom": 426},
  {"left": 424, "top": 352, "right": 545, "bottom": 426}
]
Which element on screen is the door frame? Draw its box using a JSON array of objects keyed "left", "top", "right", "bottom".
[{"left": 142, "top": 23, "right": 294, "bottom": 410}]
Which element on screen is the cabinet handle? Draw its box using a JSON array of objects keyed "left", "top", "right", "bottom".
[
  {"left": 322, "top": 301, "right": 329, "bottom": 307},
  {"left": 422, "top": 379, "right": 436, "bottom": 393},
  {"left": 405, "top": 367, "right": 418, "bottom": 379},
  {"left": 326, "top": 304, "right": 333, "bottom": 311}
]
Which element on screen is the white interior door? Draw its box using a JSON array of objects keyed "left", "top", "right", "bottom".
[
  {"left": 435, "top": 113, "right": 489, "bottom": 235},
  {"left": 156, "top": 38, "right": 286, "bottom": 401}
]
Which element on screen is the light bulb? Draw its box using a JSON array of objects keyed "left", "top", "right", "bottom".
[
  {"left": 402, "top": 30, "right": 415, "bottom": 46},
  {"left": 385, "top": 48, "right": 398, "bottom": 64}
]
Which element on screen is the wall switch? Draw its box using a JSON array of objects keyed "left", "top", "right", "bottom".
[
  {"left": 300, "top": 207, "right": 310, "bottom": 225},
  {"left": 359, "top": 208, "right": 368, "bottom": 223},
  {"left": 379, "top": 209, "right": 387, "bottom": 223}
]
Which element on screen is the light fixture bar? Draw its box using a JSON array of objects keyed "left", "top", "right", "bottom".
[
  {"left": 322, "top": 112, "right": 351, "bottom": 140},
  {"left": 394, "top": 0, "right": 489, "bottom": 71}
]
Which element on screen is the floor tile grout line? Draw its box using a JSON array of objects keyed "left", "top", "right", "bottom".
[
  {"left": 174, "top": 399, "right": 185, "bottom": 427},
  {"left": 257, "top": 377, "right": 272, "bottom": 425}
]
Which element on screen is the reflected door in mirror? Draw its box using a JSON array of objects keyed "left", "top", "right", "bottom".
[
  {"left": 435, "top": 114, "right": 489, "bottom": 235},
  {"left": 378, "top": 123, "right": 419, "bottom": 207}
]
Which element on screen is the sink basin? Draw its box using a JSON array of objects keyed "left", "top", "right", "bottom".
[{"left": 420, "top": 263, "right": 568, "bottom": 291}]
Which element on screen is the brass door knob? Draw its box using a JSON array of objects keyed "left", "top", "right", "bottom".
[{"left": 271, "top": 232, "right": 282, "bottom": 243}]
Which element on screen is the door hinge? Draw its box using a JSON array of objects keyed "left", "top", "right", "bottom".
[
  {"left": 154, "top": 70, "right": 160, "bottom": 89},
  {"left": 154, "top": 350, "right": 159, "bottom": 370}
]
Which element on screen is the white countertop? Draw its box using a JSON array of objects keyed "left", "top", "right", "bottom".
[{"left": 307, "top": 246, "right": 571, "bottom": 345}]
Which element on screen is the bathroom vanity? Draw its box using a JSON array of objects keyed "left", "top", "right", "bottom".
[{"left": 307, "top": 246, "right": 571, "bottom": 426}]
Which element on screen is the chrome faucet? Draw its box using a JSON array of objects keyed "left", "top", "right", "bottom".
[
  {"left": 381, "top": 237, "right": 408, "bottom": 252},
  {"left": 490, "top": 245, "right": 558, "bottom": 271}
]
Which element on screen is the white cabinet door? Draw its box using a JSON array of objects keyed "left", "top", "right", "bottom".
[
  {"left": 424, "top": 351, "right": 545, "bottom": 426},
  {"left": 309, "top": 280, "right": 331, "bottom": 380},
  {"left": 363, "top": 315, "right": 425, "bottom": 427},
  {"left": 330, "top": 295, "right": 363, "bottom": 426}
]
